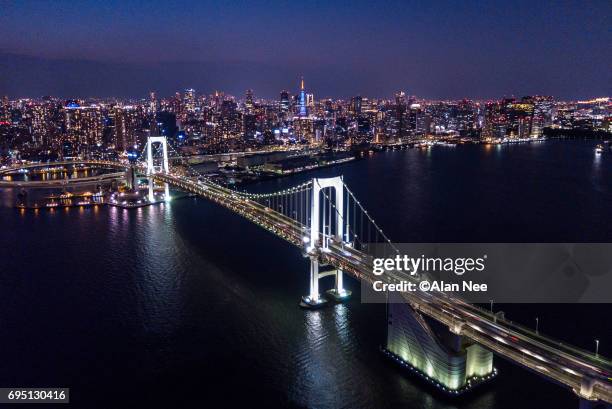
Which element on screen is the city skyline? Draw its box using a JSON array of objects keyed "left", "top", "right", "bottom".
[
  {"left": 1, "top": 0, "right": 611, "bottom": 99},
  {"left": 2, "top": 76, "right": 609, "bottom": 166},
  {"left": 2, "top": 81, "right": 610, "bottom": 103},
  {"left": 1, "top": 74, "right": 609, "bottom": 107}
]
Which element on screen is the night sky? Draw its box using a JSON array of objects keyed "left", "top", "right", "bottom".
[{"left": 0, "top": 0, "right": 610, "bottom": 99}]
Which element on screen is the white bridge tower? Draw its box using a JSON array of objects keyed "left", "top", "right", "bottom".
[
  {"left": 145, "top": 136, "right": 170, "bottom": 202},
  {"left": 301, "top": 176, "right": 352, "bottom": 308}
]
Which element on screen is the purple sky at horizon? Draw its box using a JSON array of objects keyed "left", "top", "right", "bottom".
[{"left": 0, "top": 0, "right": 610, "bottom": 99}]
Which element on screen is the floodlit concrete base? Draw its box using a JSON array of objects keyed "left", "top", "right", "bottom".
[
  {"left": 300, "top": 295, "right": 328, "bottom": 309},
  {"left": 325, "top": 288, "right": 352, "bottom": 302},
  {"left": 386, "top": 292, "right": 496, "bottom": 393},
  {"left": 381, "top": 348, "right": 498, "bottom": 396}
]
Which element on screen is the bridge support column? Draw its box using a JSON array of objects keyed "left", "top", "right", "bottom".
[
  {"left": 300, "top": 257, "right": 328, "bottom": 309},
  {"left": 326, "top": 269, "right": 352, "bottom": 301},
  {"left": 164, "top": 183, "right": 170, "bottom": 201},
  {"left": 148, "top": 178, "right": 155, "bottom": 202},
  {"left": 310, "top": 258, "right": 319, "bottom": 301}
]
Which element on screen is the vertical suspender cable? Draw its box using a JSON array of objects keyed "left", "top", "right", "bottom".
[
  {"left": 328, "top": 189, "right": 332, "bottom": 241},
  {"left": 322, "top": 189, "right": 326, "bottom": 246}
]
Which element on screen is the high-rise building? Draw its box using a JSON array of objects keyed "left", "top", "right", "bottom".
[
  {"left": 64, "top": 103, "right": 104, "bottom": 154},
  {"left": 245, "top": 89, "right": 254, "bottom": 113},
  {"left": 395, "top": 91, "right": 406, "bottom": 106},
  {"left": 243, "top": 113, "right": 257, "bottom": 140},
  {"left": 113, "top": 106, "right": 141, "bottom": 151},
  {"left": 526, "top": 96, "right": 554, "bottom": 137},
  {"left": 184, "top": 89, "right": 196, "bottom": 113},
  {"left": 408, "top": 103, "right": 425, "bottom": 136},
  {"left": 306, "top": 93, "right": 314, "bottom": 109},
  {"left": 149, "top": 91, "right": 158, "bottom": 114},
  {"left": 457, "top": 99, "right": 476, "bottom": 134},
  {"left": 218, "top": 99, "right": 241, "bottom": 139},
  {"left": 1, "top": 96, "right": 9, "bottom": 122},
  {"left": 351, "top": 96, "right": 362, "bottom": 114},
  {"left": 508, "top": 100, "right": 534, "bottom": 138},
  {"left": 482, "top": 101, "right": 506, "bottom": 139},
  {"left": 279, "top": 90, "right": 290, "bottom": 113},
  {"left": 25, "top": 101, "right": 55, "bottom": 147},
  {"left": 298, "top": 77, "right": 308, "bottom": 117},
  {"left": 394, "top": 91, "right": 407, "bottom": 140}
]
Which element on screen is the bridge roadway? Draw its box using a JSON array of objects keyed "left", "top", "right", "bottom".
[
  {"left": 2, "top": 161, "right": 610, "bottom": 402},
  {"left": 155, "top": 171, "right": 612, "bottom": 403},
  {"left": 0, "top": 160, "right": 126, "bottom": 188}
]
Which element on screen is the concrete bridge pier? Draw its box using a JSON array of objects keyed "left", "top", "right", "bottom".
[
  {"left": 576, "top": 377, "right": 611, "bottom": 409},
  {"left": 326, "top": 268, "right": 352, "bottom": 301},
  {"left": 300, "top": 256, "right": 352, "bottom": 308},
  {"left": 383, "top": 292, "right": 496, "bottom": 394}
]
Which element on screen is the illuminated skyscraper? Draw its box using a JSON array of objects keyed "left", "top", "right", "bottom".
[
  {"left": 149, "top": 91, "right": 158, "bottom": 114},
  {"left": 508, "top": 100, "right": 534, "bottom": 138},
  {"left": 526, "top": 96, "right": 554, "bottom": 137},
  {"left": 279, "top": 90, "right": 290, "bottom": 113},
  {"left": 184, "top": 88, "right": 196, "bottom": 113},
  {"left": 219, "top": 99, "right": 241, "bottom": 138},
  {"left": 306, "top": 93, "right": 314, "bottom": 109},
  {"left": 456, "top": 99, "right": 476, "bottom": 133},
  {"left": 408, "top": 103, "right": 425, "bottom": 136},
  {"left": 351, "top": 96, "right": 362, "bottom": 114},
  {"left": 482, "top": 101, "right": 507, "bottom": 140},
  {"left": 64, "top": 103, "right": 103, "bottom": 153},
  {"left": 26, "top": 101, "right": 55, "bottom": 147},
  {"left": 394, "top": 91, "right": 407, "bottom": 140},
  {"left": 298, "top": 77, "right": 308, "bottom": 117},
  {"left": 1, "top": 96, "right": 9, "bottom": 122},
  {"left": 113, "top": 106, "right": 141, "bottom": 151},
  {"left": 245, "top": 89, "right": 254, "bottom": 113}
]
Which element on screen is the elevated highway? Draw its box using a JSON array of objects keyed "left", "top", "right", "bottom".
[{"left": 0, "top": 161, "right": 127, "bottom": 188}]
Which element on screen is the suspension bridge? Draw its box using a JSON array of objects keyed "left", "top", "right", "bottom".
[{"left": 2, "top": 136, "right": 610, "bottom": 408}]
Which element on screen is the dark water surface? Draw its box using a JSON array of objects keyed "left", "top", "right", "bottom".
[{"left": 0, "top": 140, "right": 610, "bottom": 408}]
